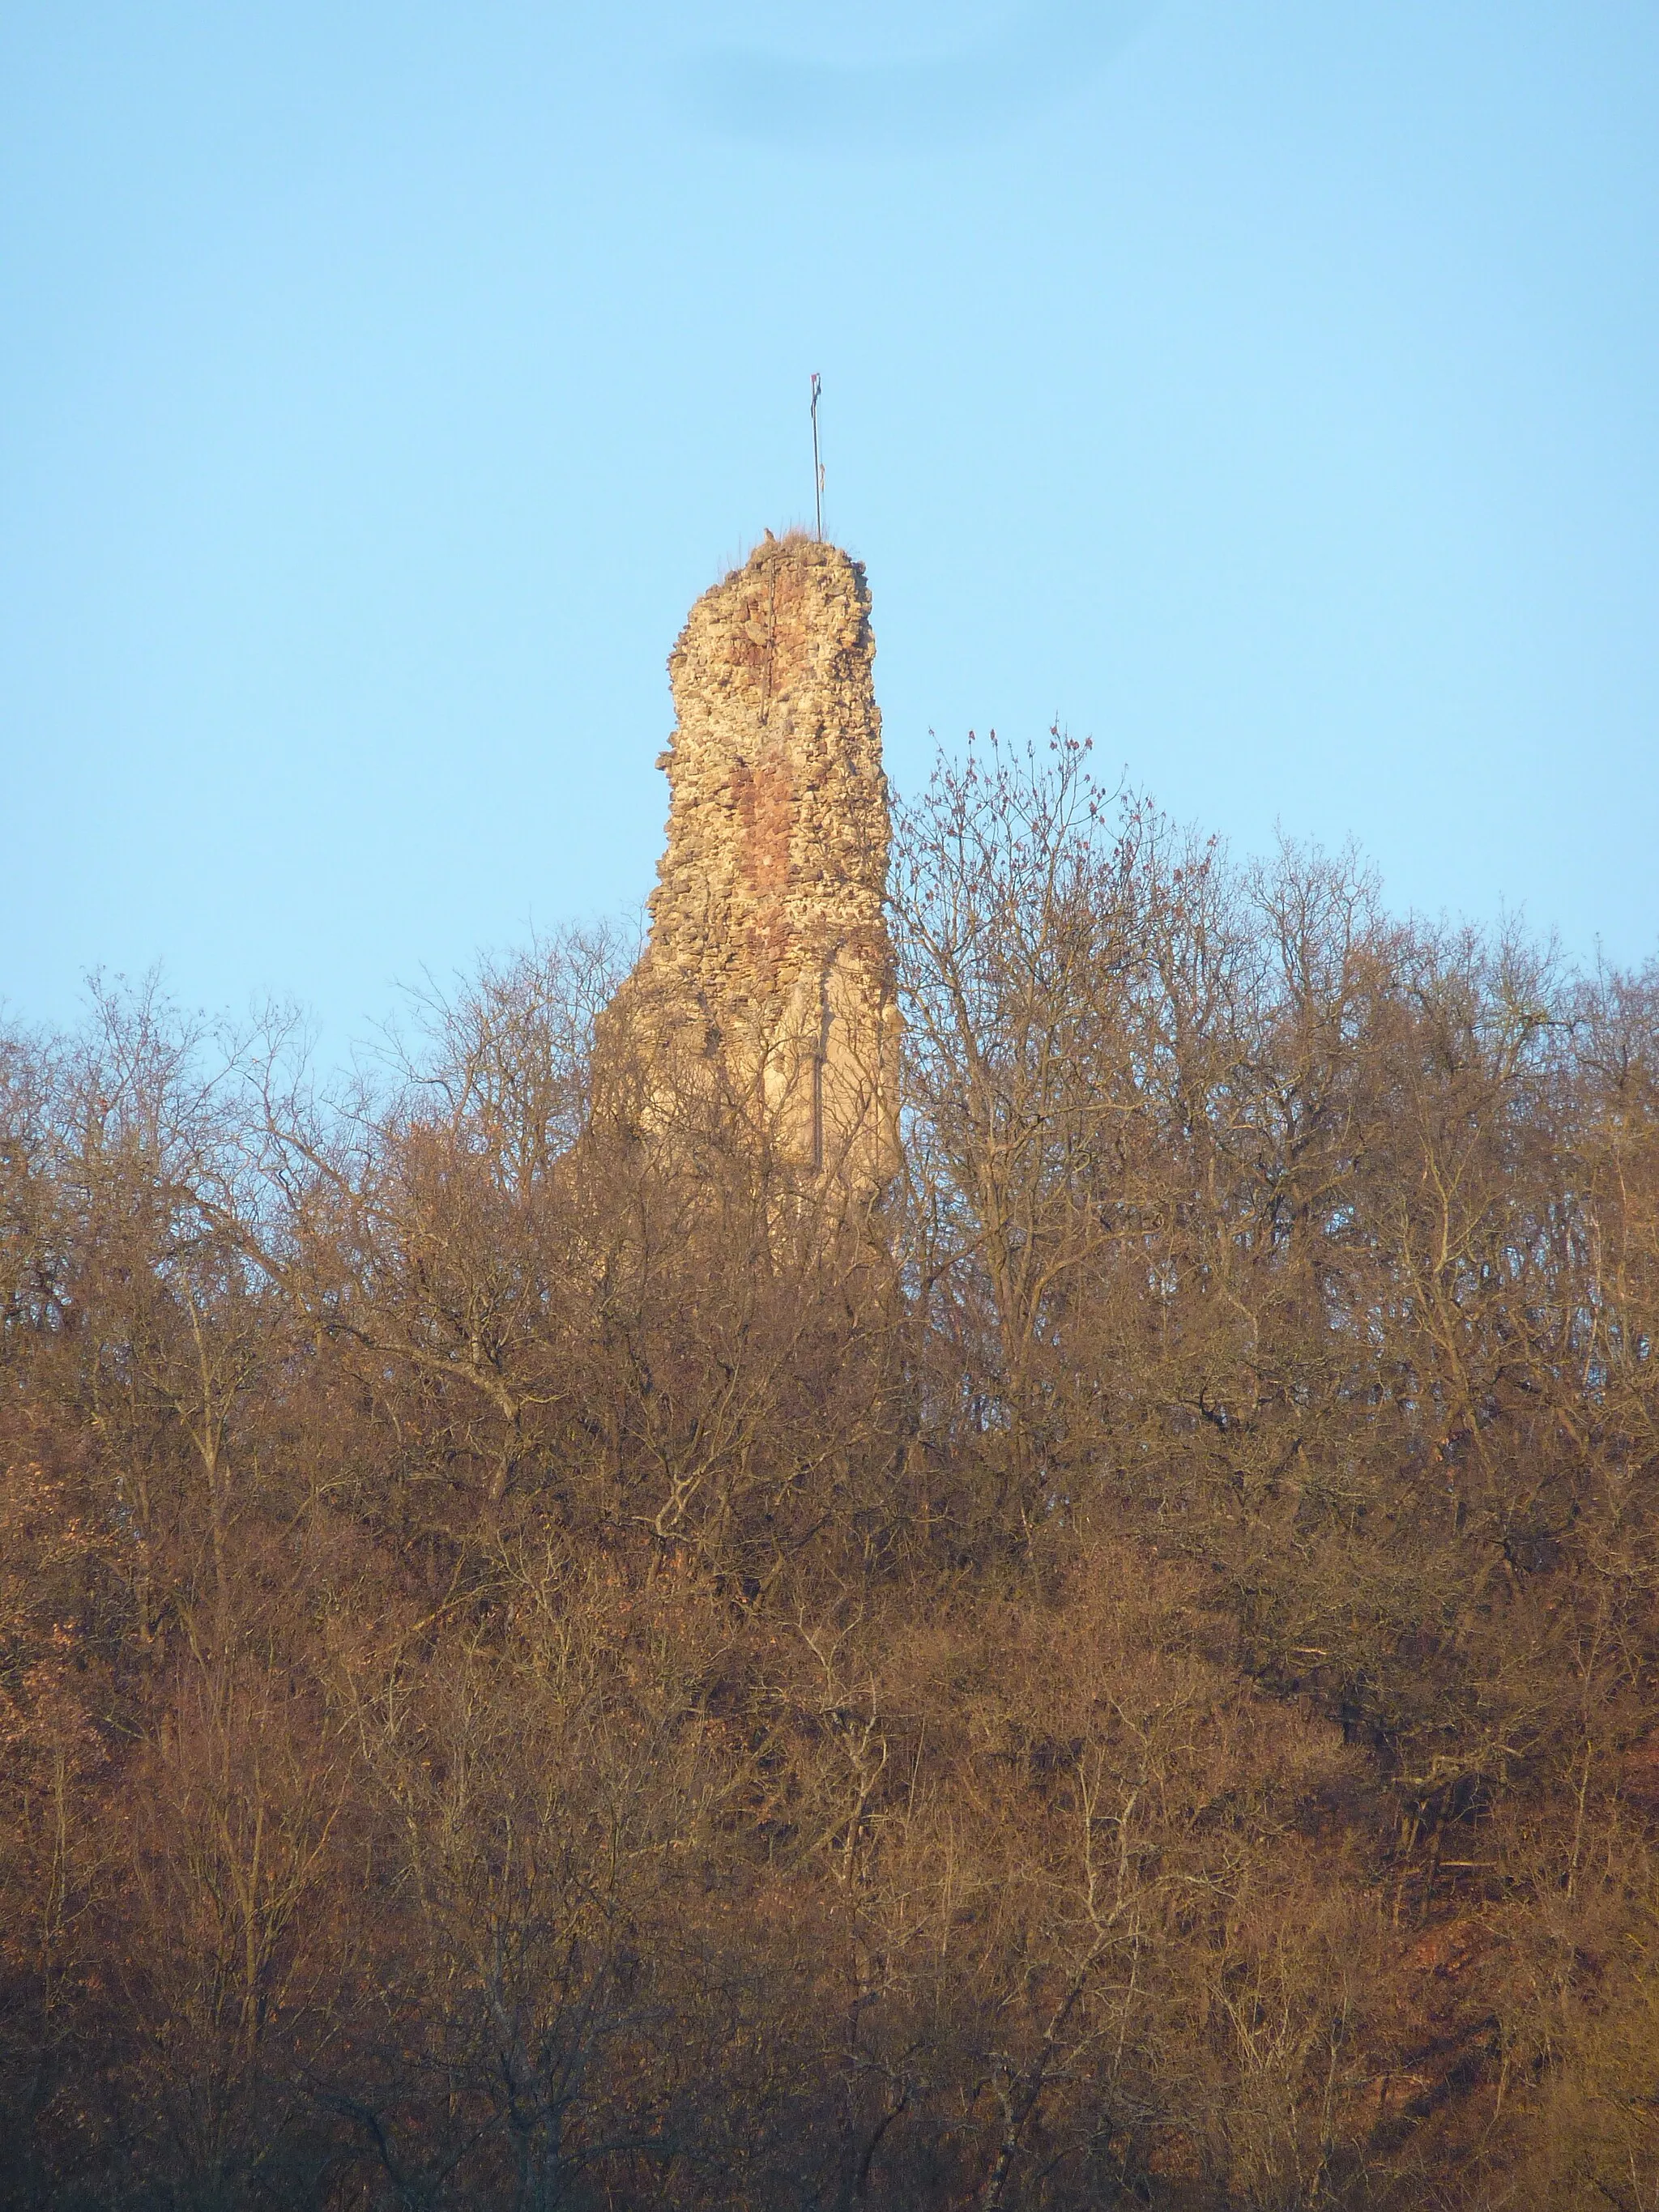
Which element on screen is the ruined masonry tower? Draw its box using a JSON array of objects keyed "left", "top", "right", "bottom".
[{"left": 608, "top": 531, "right": 900, "bottom": 1189}]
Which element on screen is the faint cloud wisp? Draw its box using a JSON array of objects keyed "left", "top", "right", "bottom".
[{"left": 681, "top": 0, "right": 1158, "bottom": 151}]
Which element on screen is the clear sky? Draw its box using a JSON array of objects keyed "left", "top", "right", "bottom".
[{"left": 4, "top": 2, "right": 1656, "bottom": 1048}]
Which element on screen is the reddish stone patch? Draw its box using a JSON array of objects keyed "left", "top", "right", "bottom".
[{"left": 731, "top": 755, "right": 794, "bottom": 897}]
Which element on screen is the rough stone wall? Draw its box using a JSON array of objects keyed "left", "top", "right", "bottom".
[{"left": 603, "top": 531, "right": 900, "bottom": 1191}]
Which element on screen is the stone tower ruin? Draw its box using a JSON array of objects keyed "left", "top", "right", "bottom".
[{"left": 601, "top": 531, "right": 900, "bottom": 1191}]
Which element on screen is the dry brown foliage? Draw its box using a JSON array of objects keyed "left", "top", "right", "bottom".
[{"left": 2, "top": 754, "right": 1657, "bottom": 2209}]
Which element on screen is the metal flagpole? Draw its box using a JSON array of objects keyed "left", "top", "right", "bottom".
[{"left": 810, "top": 373, "right": 824, "bottom": 540}]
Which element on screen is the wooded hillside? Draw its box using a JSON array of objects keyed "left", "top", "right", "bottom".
[{"left": 3, "top": 740, "right": 1657, "bottom": 2210}]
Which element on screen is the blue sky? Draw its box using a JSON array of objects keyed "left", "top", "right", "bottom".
[{"left": 3, "top": 1, "right": 1656, "bottom": 1047}]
